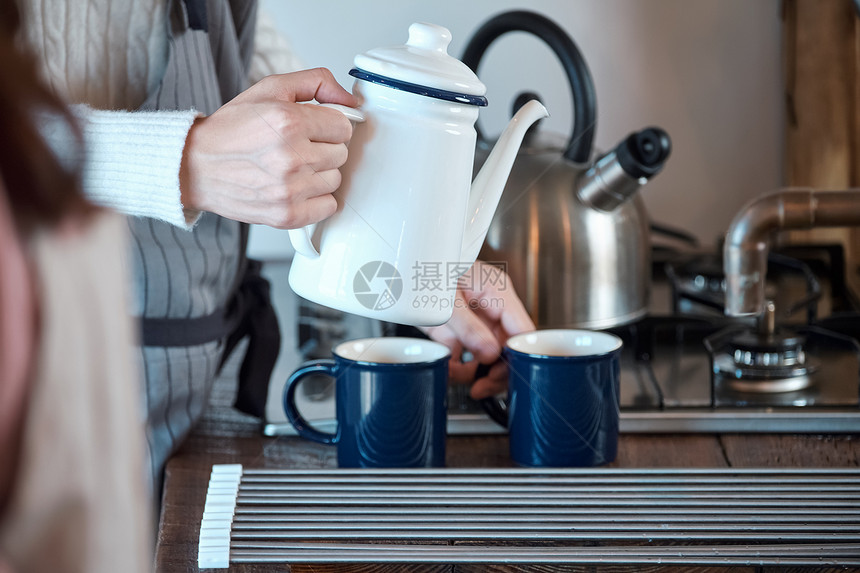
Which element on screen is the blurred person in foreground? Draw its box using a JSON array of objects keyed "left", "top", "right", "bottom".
[{"left": 0, "top": 0, "right": 151, "bottom": 570}]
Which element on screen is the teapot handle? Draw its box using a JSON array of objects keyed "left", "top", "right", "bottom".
[
  {"left": 287, "top": 103, "right": 365, "bottom": 259},
  {"left": 318, "top": 103, "right": 365, "bottom": 123},
  {"left": 287, "top": 226, "right": 320, "bottom": 259},
  {"left": 461, "top": 9, "right": 597, "bottom": 163}
]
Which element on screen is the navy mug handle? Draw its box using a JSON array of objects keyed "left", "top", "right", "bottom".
[
  {"left": 475, "top": 361, "right": 509, "bottom": 428},
  {"left": 283, "top": 359, "right": 339, "bottom": 444},
  {"left": 480, "top": 396, "right": 508, "bottom": 427}
]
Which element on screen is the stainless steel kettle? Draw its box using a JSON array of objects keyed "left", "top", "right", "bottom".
[{"left": 463, "top": 10, "right": 672, "bottom": 330}]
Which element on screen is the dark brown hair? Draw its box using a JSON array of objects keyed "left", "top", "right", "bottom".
[{"left": 0, "top": 0, "right": 96, "bottom": 237}]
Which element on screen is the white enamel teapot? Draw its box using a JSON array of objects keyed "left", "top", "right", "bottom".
[{"left": 288, "top": 22, "right": 548, "bottom": 326}]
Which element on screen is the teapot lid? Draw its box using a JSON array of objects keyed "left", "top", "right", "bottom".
[{"left": 351, "top": 23, "right": 488, "bottom": 107}]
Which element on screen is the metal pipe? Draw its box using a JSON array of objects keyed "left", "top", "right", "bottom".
[
  {"left": 239, "top": 484, "right": 860, "bottom": 493},
  {"left": 758, "top": 299, "right": 776, "bottom": 335},
  {"left": 229, "top": 530, "right": 860, "bottom": 542},
  {"left": 237, "top": 492, "right": 856, "bottom": 501},
  {"left": 232, "top": 494, "right": 860, "bottom": 508},
  {"left": 235, "top": 506, "right": 860, "bottom": 517},
  {"left": 234, "top": 513, "right": 860, "bottom": 524},
  {"left": 723, "top": 188, "right": 860, "bottom": 316},
  {"left": 228, "top": 543, "right": 860, "bottom": 566},
  {"left": 231, "top": 522, "right": 859, "bottom": 533},
  {"left": 231, "top": 555, "right": 860, "bottom": 567},
  {"left": 242, "top": 467, "right": 860, "bottom": 476},
  {"left": 241, "top": 474, "right": 860, "bottom": 484},
  {"left": 230, "top": 543, "right": 860, "bottom": 555}
]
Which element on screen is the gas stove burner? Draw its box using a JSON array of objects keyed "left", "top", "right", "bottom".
[
  {"left": 664, "top": 255, "right": 729, "bottom": 316},
  {"left": 712, "top": 328, "right": 818, "bottom": 393},
  {"left": 680, "top": 258, "right": 725, "bottom": 295},
  {"left": 690, "top": 273, "right": 725, "bottom": 296}
]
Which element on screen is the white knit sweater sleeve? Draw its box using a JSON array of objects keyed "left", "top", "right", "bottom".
[
  {"left": 66, "top": 105, "right": 202, "bottom": 229},
  {"left": 249, "top": 9, "right": 306, "bottom": 83}
]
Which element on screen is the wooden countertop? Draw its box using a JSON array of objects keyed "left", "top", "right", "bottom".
[{"left": 156, "top": 377, "right": 860, "bottom": 573}]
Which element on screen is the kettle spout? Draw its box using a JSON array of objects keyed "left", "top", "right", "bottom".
[
  {"left": 461, "top": 99, "right": 549, "bottom": 264},
  {"left": 577, "top": 127, "right": 672, "bottom": 212}
]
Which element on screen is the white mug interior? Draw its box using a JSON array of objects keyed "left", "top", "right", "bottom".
[
  {"left": 335, "top": 337, "right": 450, "bottom": 364},
  {"left": 506, "top": 329, "right": 622, "bottom": 357}
]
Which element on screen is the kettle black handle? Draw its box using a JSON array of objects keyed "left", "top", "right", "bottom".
[{"left": 461, "top": 9, "right": 597, "bottom": 164}]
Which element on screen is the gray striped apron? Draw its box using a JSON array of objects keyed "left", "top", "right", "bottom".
[{"left": 130, "top": 0, "right": 276, "bottom": 487}]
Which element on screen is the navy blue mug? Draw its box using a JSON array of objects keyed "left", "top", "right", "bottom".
[
  {"left": 484, "top": 329, "right": 622, "bottom": 467},
  {"left": 283, "top": 337, "right": 450, "bottom": 467}
]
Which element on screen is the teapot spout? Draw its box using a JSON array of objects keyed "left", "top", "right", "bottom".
[{"left": 461, "top": 99, "right": 549, "bottom": 264}]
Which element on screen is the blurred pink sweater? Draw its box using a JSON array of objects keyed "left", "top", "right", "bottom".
[{"left": 0, "top": 185, "right": 35, "bottom": 510}]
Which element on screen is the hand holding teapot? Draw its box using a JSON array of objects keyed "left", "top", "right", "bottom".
[{"left": 181, "top": 68, "right": 358, "bottom": 229}]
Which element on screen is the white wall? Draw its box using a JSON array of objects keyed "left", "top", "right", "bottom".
[{"left": 252, "top": 0, "right": 783, "bottom": 254}]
